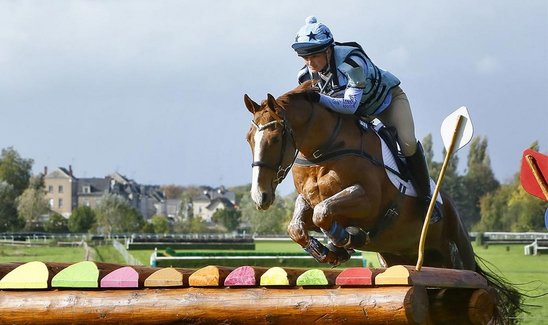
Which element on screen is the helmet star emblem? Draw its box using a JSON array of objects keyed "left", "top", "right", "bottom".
[{"left": 307, "top": 31, "right": 317, "bottom": 41}]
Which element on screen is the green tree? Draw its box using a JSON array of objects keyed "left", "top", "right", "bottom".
[
  {"left": 95, "top": 193, "right": 144, "bottom": 234},
  {"left": 44, "top": 213, "right": 68, "bottom": 233},
  {"left": 173, "top": 216, "right": 210, "bottom": 233},
  {"left": 16, "top": 176, "right": 49, "bottom": 231},
  {"left": 240, "top": 191, "right": 292, "bottom": 235},
  {"left": 460, "top": 137, "right": 499, "bottom": 228},
  {"left": 68, "top": 206, "right": 96, "bottom": 233},
  {"left": 150, "top": 215, "right": 171, "bottom": 234},
  {"left": 212, "top": 208, "right": 242, "bottom": 232},
  {"left": 0, "top": 147, "right": 33, "bottom": 197},
  {"left": 0, "top": 181, "right": 22, "bottom": 231}
]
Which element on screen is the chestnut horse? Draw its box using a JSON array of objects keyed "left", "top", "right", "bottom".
[{"left": 244, "top": 81, "right": 522, "bottom": 323}]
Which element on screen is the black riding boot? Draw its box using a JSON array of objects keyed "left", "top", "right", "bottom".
[{"left": 405, "top": 142, "right": 442, "bottom": 223}]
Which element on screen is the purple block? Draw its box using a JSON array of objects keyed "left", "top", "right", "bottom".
[
  {"left": 100, "top": 266, "right": 139, "bottom": 288},
  {"left": 224, "top": 266, "right": 257, "bottom": 286}
]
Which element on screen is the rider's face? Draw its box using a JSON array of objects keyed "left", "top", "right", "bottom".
[{"left": 302, "top": 49, "right": 330, "bottom": 73}]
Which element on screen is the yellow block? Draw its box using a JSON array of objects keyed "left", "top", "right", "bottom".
[
  {"left": 375, "top": 265, "right": 411, "bottom": 285},
  {"left": 144, "top": 267, "right": 183, "bottom": 287},
  {"left": 260, "top": 267, "right": 289, "bottom": 286},
  {"left": 0, "top": 261, "right": 49, "bottom": 289}
]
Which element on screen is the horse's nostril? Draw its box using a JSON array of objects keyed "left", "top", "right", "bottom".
[{"left": 261, "top": 192, "right": 268, "bottom": 203}]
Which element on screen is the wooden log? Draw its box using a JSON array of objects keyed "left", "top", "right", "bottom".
[
  {"left": 427, "top": 288, "right": 496, "bottom": 324},
  {"left": 375, "top": 265, "right": 488, "bottom": 288},
  {"left": 0, "top": 286, "right": 429, "bottom": 324}
]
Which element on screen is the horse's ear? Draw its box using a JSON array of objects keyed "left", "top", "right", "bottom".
[
  {"left": 266, "top": 93, "right": 277, "bottom": 109},
  {"left": 244, "top": 94, "right": 260, "bottom": 114}
]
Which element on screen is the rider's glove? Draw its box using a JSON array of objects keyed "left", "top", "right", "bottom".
[{"left": 306, "top": 90, "right": 321, "bottom": 103}]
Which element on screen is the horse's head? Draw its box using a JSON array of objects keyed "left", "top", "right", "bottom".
[{"left": 244, "top": 93, "right": 297, "bottom": 210}]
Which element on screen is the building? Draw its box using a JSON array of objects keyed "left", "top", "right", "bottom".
[
  {"left": 192, "top": 186, "right": 236, "bottom": 223},
  {"left": 43, "top": 166, "right": 165, "bottom": 219}
]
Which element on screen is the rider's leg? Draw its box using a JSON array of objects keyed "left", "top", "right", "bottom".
[{"left": 377, "top": 87, "right": 442, "bottom": 223}]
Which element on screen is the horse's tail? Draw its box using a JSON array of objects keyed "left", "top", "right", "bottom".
[{"left": 474, "top": 254, "right": 525, "bottom": 324}]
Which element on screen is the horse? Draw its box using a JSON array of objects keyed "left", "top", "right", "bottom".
[{"left": 244, "top": 80, "right": 522, "bottom": 324}]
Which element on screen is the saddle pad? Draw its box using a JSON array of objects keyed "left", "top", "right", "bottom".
[{"left": 372, "top": 123, "right": 443, "bottom": 204}]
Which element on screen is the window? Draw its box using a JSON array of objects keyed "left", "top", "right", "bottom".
[
  {"left": 48, "top": 199, "right": 54, "bottom": 208},
  {"left": 48, "top": 186, "right": 53, "bottom": 193},
  {"left": 58, "top": 198, "right": 63, "bottom": 208},
  {"left": 83, "top": 186, "right": 91, "bottom": 194},
  {"left": 58, "top": 185, "right": 64, "bottom": 193}
]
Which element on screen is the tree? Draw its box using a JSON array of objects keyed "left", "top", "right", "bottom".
[
  {"left": 239, "top": 191, "right": 292, "bottom": 235},
  {"left": 460, "top": 137, "right": 499, "bottom": 228},
  {"left": 16, "top": 176, "right": 49, "bottom": 231},
  {"left": 0, "top": 147, "right": 33, "bottom": 197},
  {"left": 0, "top": 181, "right": 22, "bottom": 231},
  {"left": 95, "top": 193, "right": 144, "bottom": 234},
  {"left": 68, "top": 206, "right": 96, "bottom": 233},
  {"left": 212, "top": 208, "right": 241, "bottom": 232},
  {"left": 44, "top": 213, "right": 68, "bottom": 233},
  {"left": 160, "top": 185, "right": 184, "bottom": 200},
  {"left": 150, "top": 215, "right": 171, "bottom": 234}
]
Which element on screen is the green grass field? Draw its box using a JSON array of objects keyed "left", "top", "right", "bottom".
[{"left": 0, "top": 240, "right": 546, "bottom": 323}]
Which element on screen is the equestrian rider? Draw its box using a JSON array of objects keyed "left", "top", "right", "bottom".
[{"left": 291, "top": 16, "right": 441, "bottom": 223}]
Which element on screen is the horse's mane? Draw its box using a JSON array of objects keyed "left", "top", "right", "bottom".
[{"left": 277, "top": 80, "right": 316, "bottom": 105}]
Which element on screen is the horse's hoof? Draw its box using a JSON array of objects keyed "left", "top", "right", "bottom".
[
  {"left": 346, "top": 226, "right": 369, "bottom": 248},
  {"left": 326, "top": 242, "right": 351, "bottom": 265}
]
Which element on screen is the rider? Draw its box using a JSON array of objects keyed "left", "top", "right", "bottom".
[{"left": 291, "top": 16, "right": 442, "bottom": 224}]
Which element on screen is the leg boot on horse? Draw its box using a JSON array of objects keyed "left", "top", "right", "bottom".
[{"left": 406, "top": 141, "right": 443, "bottom": 223}]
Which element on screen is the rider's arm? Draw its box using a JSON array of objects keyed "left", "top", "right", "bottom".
[
  {"left": 317, "top": 54, "right": 367, "bottom": 114},
  {"left": 318, "top": 87, "right": 363, "bottom": 114}
]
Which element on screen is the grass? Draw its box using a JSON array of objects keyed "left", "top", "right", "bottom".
[
  {"left": 471, "top": 243, "right": 548, "bottom": 324},
  {"left": 0, "top": 245, "right": 85, "bottom": 263}
]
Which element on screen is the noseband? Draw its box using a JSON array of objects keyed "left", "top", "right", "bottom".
[{"left": 250, "top": 116, "right": 298, "bottom": 185}]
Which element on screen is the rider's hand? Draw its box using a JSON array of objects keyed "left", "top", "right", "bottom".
[{"left": 306, "top": 89, "right": 320, "bottom": 103}]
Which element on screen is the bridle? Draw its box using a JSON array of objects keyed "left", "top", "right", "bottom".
[{"left": 250, "top": 111, "right": 298, "bottom": 185}]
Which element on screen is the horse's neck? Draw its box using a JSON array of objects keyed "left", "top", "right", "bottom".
[{"left": 289, "top": 104, "right": 342, "bottom": 157}]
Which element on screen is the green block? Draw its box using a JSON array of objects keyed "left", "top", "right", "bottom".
[
  {"left": 296, "top": 269, "right": 328, "bottom": 286},
  {"left": 52, "top": 261, "right": 99, "bottom": 288}
]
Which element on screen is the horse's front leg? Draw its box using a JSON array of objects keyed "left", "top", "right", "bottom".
[
  {"left": 288, "top": 194, "right": 343, "bottom": 265},
  {"left": 313, "top": 184, "right": 370, "bottom": 250}
]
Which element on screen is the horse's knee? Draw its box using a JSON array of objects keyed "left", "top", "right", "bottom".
[
  {"left": 312, "top": 202, "right": 331, "bottom": 229},
  {"left": 287, "top": 221, "right": 309, "bottom": 247}
]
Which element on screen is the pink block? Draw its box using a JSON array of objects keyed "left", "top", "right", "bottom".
[
  {"left": 224, "top": 266, "right": 256, "bottom": 286},
  {"left": 100, "top": 266, "right": 139, "bottom": 288}
]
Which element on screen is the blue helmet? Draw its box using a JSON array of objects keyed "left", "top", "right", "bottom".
[{"left": 291, "top": 16, "right": 334, "bottom": 57}]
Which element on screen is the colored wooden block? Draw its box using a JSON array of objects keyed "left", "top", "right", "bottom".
[
  {"left": 260, "top": 267, "right": 289, "bottom": 286},
  {"left": 51, "top": 261, "right": 99, "bottom": 288},
  {"left": 224, "top": 266, "right": 258, "bottom": 286},
  {"left": 100, "top": 266, "right": 139, "bottom": 288},
  {"left": 188, "top": 265, "right": 233, "bottom": 287},
  {"left": 335, "top": 267, "right": 375, "bottom": 286},
  {"left": 0, "top": 261, "right": 48, "bottom": 289},
  {"left": 375, "top": 265, "right": 488, "bottom": 288},
  {"left": 296, "top": 269, "right": 328, "bottom": 286},
  {"left": 144, "top": 267, "right": 183, "bottom": 287}
]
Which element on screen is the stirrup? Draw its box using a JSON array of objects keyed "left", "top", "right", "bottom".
[{"left": 425, "top": 198, "right": 442, "bottom": 224}]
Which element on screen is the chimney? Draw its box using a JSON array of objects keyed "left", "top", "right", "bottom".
[
  {"left": 69, "top": 165, "right": 73, "bottom": 177},
  {"left": 43, "top": 166, "right": 48, "bottom": 176}
]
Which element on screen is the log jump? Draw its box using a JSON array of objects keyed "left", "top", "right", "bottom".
[{"left": 0, "top": 261, "right": 496, "bottom": 324}]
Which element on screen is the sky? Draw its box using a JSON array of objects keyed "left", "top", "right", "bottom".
[{"left": 1, "top": 1, "right": 547, "bottom": 196}]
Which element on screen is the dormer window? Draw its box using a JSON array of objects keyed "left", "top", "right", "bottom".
[{"left": 83, "top": 185, "right": 91, "bottom": 194}]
